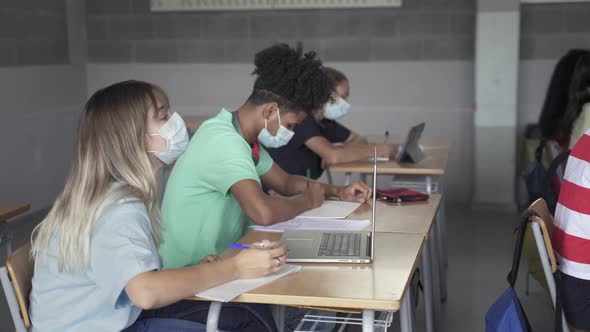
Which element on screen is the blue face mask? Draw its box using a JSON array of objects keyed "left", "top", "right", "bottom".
[
  {"left": 324, "top": 98, "right": 351, "bottom": 120},
  {"left": 257, "top": 111, "right": 295, "bottom": 148}
]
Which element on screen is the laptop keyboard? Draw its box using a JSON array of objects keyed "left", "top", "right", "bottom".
[{"left": 318, "top": 233, "right": 362, "bottom": 257}]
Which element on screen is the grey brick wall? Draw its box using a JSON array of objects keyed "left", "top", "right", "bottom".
[
  {"left": 520, "top": 3, "right": 590, "bottom": 60},
  {"left": 0, "top": 0, "right": 68, "bottom": 66},
  {"left": 86, "top": 0, "right": 475, "bottom": 63},
  {"left": 85, "top": 1, "right": 590, "bottom": 63}
]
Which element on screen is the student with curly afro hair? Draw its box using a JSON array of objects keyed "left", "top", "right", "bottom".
[
  {"left": 267, "top": 65, "right": 391, "bottom": 180},
  {"left": 159, "top": 43, "right": 372, "bottom": 273}
]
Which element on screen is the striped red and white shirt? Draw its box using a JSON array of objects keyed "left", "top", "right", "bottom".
[{"left": 553, "top": 128, "right": 590, "bottom": 280}]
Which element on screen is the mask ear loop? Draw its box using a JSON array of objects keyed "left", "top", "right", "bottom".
[
  {"left": 276, "top": 107, "right": 281, "bottom": 127},
  {"left": 146, "top": 133, "right": 168, "bottom": 153}
]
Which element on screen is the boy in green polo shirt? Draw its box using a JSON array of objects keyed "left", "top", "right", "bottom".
[{"left": 160, "top": 44, "right": 371, "bottom": 269}]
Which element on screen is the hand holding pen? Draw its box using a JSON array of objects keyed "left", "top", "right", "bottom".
[{"left": 228, "top": 240, "right": 288, "bottom": 278}]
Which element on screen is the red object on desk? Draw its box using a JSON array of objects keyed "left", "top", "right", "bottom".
[{"left": 376, "top": 188, "right": 429, "bottom": 203}]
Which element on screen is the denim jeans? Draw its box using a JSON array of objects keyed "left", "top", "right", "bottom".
[
  {"left": 124, "top": 318, "right": 206, "bottom": 332},
  {"left": 126, "top": 300, "right": 278, "bottom": 332}
]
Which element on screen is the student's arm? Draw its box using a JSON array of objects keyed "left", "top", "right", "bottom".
[
  {"left": 305, "top": 136, "right": 389, "bottom": 166},
  {"left": 261, "top": 163, "right": 372, "bottom": 203},
  {"left": 125, "top": 243, "right": 287, "bottom": 310},
  {"left": 344, "top": 131, "right": 368, "bottom": 145},
  {"left": 231, "top": 178, "right": 325, "bottom": 226}
]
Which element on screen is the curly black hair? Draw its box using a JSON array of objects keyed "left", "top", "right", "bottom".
[{"left": 248, "top": 43, "right": 332, "bottom": 114}]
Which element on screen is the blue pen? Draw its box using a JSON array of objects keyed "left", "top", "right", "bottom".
[{"left": 228, "top": 243, "right": 251, "bottom": 249}]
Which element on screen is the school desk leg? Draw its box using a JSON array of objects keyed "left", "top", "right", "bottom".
[
  {"left": 362, "top": 309, "right": 375, "bottom": 332},
  {"left": 326, "top": 169, "right": 334, "bottom": 185},
  {"left": 420, "top": 235, "right": 435, "bottom": 332},
  {"left": 206, "top": 301, "right": 223, "bottom": 332},
  {"left": 436, "top": 209, "right": 447, "bottom": 303},
  {"left": 400, "top": 290, "right": 414, "bottom": 332},
  {"left": 344, "top": 173, "right": 352, "bottom": 185},
  {"left": 436, "top": 179, "right": 448, "bottom": 302},
  {"left": 272, "top": 305, "right": 285, "bottom": 332}
]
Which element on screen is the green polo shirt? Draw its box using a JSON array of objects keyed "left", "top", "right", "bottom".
[{"left": 160, "top": 109, "right": 273, "bottom": 268}]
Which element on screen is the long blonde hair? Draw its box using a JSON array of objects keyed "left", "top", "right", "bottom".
[{"left": 32, "top": 80, "right": 167, "bottom": 273}]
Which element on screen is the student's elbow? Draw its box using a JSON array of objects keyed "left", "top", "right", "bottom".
[
  {"left": 126, "top": 277, "right": 160, "bottom": 310},
  {"left": 249, "top": 204, "right": 274, "bottom": 226},
  {"left": 131, "top": 291, "right": 159, "bottom": 310},
  {"left": 323, "top": 151, "right": 342, "bottom": 166}
]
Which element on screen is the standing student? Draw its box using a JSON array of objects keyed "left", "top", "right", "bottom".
[
  {"left": 266, "top": 66, "right": 389, "bottom": 180},
  {"left": 160, "top": 44, "right": 371, "bottom": 269},
  {"left": 29, "top": 81, "right": 283, "bottom": 332}
]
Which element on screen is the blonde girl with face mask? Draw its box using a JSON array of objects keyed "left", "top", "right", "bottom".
[{"left": 29, "top": 80, "right": 284, "bottom": 332}]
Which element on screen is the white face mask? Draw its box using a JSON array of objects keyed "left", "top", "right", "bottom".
[
  {"left": 148, "top": 112, "right": 189, "bottom": 164},
  {"left": 324, "top": 98, "right": 351, "bottom": 120},
  {"left": 257, "top": 111, "right": 295, "bottom": 148}
]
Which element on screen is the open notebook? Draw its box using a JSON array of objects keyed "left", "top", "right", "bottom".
[
  {"left": 195, "top": 265, "right": 302, "bottom": 302},
  {"left": 250, "top": 218, "right": 370, "bottom": 233}
]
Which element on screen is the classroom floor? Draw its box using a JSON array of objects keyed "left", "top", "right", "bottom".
[{"left": 0, "top": 207, "right": 556, "bottom": 332}]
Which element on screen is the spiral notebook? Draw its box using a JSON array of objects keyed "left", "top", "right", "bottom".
[{"left": 195, "top": 264, "right": 302, "bottom": 302}]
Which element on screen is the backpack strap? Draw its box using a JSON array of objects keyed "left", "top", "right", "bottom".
[{"left": 507, "top": 210, "right": 540, "bottom": 287}]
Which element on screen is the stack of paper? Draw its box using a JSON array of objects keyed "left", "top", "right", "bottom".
[
  {"left": 297, "top": 201, "right": 361, "bottom": 219},
  {"left": 195, "top": 264, "right": 302, "bottom": 302},
  {"left": 251, "top": 218, "right": 370, "bottom": 233}
]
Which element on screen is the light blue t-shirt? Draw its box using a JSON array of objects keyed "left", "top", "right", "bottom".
[{"left": 29, "top": 199, "right": 161, "bottom": 332}]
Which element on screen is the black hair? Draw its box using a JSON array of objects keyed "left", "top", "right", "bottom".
[
  {"left": 538, "top": 49, "right": 590, "bottom": 142},
  {"left": 324, "top": 66, "right": 348, "bottom": 88},
  {"left": 560, "top": 55, "right": 590, "bottom": 138},
  {"left": 248, "top": 43, "right": 332, "bottom": 114}
]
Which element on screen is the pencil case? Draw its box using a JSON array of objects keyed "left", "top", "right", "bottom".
[{"left": 376, "top": 188, "right": 429, "bottom": 203}]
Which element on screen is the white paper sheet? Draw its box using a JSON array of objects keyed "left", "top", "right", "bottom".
[
  {"left": 369, "top": 157, "right": 390, "bottom": 161},
  {"left": 195, "top": 264, "right": 302, "bottom": 302},
  {"left": 250, "top": 218, "right": 370, "bottom": 233},
  {"left": 297, "top": 200, "right": 362, "bottom": 219}
]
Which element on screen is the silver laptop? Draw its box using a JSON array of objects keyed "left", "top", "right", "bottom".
[{"left": 280, "top": 146, "right": 378, "bottom": 263}]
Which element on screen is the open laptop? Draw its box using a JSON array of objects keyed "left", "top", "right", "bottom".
[
  {"left": 280, "top": 147, "right": 378, "bottom": 263},
  {"left": 396, "top": 122, "right": 426, "bottom": 163}
]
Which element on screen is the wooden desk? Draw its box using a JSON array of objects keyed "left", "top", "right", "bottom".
[
  {"left": 365, "top": 135, "right": 450, "bottom": 150},
  {"left": 350, "top": 195, "right": 441, "bottom": 237},
  {"left": 349, "top": 196, "right": 441, "bottom": 332},
  {"left": 329, "top": 145, "right": 449, "bottom": 309},
  {"left": 0, "top": 204, "right": 30, "bottom": 223},
  {"left": 194, "top": 231, "right": 425, "bottom": 332},
  {"left": 328, "top": 147, "right": 448, "bottom": 176}
]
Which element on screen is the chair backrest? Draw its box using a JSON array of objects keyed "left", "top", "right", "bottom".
[
  {"left": 528, "top": 198, "right": 558, "bottom": 273},
  {"left": 6, "top": 243, "right": 33, "bottom": 328},
  {"left": 527, "top": 198, "right": 570, "bottom": 332}
]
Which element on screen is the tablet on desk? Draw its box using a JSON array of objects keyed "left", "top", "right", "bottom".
[{"left": 396, "top": 123, "right": 426, "bottom": 163}]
